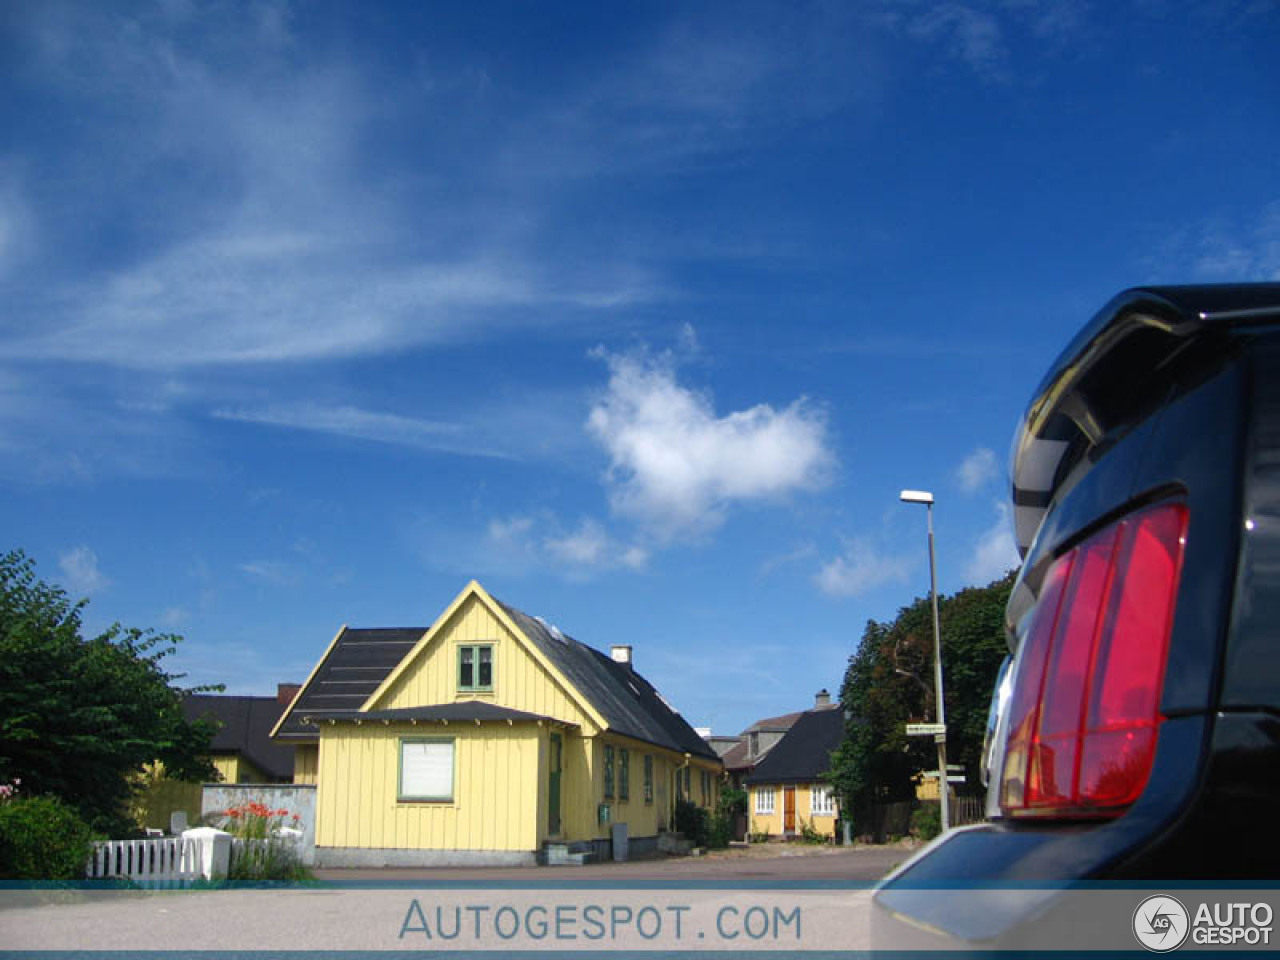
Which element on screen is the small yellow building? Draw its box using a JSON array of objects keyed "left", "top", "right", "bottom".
[
  {"left": 271, "top": 581, "right": 721, "bottom": 866},
  {"left": 743, "top": 704, "right": 844, "bottom": 840},
  {"left": 134, "top": 693, "right": 296, "bottom": 831}
]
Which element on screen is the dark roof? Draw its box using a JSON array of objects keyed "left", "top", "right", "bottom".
[
  {"left": 275, "top": 628, "right": 424, "bottom": 738},
  {"left": 183, "top": 695, "right": 295, "bottom": 780},
  {"left": 743, "top": 707, "right": 845, "bottom": 785},
  {"left": 274, "top": 592, "right": 717, "bottom": 761},
  {"left": 721, "top": 738, "right": 751, "bottom": 770},
  {"left": 301, "top": 702, "right": 572, "bottom": 726},
  {"left": 499, "top": 602, "right": 718, "bottom": 761}
]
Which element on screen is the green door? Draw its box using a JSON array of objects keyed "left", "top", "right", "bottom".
[{"left": 548, "top": 733, "right": 563, "bottom": 836}]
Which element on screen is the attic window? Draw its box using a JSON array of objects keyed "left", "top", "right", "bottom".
[{"left": 458, "top": 645, "right": 493, "bottom": 692}]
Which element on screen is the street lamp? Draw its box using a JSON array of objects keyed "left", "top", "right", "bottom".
[{"left": 900, "top": 489, "right": 950, "bottom": 833}]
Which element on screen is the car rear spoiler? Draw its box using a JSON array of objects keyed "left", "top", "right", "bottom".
[{"left": 1010, "top": 283, "right": 1280, "bottom": 559}]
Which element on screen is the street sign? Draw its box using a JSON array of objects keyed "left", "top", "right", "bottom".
[
  {"left": 923, "top": 772, "right": 966, "bottom": 783},
  {"left": 906, "top": 723, "right": 947, "bottom": 736}
]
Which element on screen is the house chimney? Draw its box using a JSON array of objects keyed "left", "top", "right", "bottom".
[
  {"left": 278, "top": 682, "right": 302, "bottom": 706},
  {"left": 610, "top": 645, "right": 633, "bottom": 667},
  {"left": 814, "top": 688, "right": 832, "bottom": 709}
]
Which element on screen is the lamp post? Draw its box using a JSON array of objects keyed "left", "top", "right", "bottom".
[{"left": 900, "top": 489, "right": 950, "bottom": 833}]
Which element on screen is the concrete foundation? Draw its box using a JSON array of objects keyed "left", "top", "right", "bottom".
[{"left": 315, "top": 847, "right": 538, "bottom": 869}]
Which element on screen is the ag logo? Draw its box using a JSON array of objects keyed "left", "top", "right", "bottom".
[{"left": 1133, "top": 895, "right": 1190, "bottom": 952}]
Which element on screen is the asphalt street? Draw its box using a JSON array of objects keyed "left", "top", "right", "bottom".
[{"left": 0, "top": 847, "right": 901, "bottom": 952}]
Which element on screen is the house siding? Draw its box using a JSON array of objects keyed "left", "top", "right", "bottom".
[
  {"left": 293, "top": 744, "right": 318, "bottom": 784},
  {"left": 371, "top": 594, "right": 599, "bottom": 734},
  {"left": 748, "top": 782, "right": 838, "bottom": 838},
  {"left": 315, "top": 722, "right": 541, "bottom": 852}
]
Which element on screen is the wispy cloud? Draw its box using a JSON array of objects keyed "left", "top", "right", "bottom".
[
  {"left": 587, "top": 345, "right": 834, "bottom": 541},
  {"left": 544, "top": 519, "right": 650, "bottom": 573},
  {"left": 905, "top": 4, "right": 1009, "bottom": 78},
  {"left": 485, "top": 513, "right": 649, "bottom": 579},
  {"left": 965, "top": 501, "right": 1021, "bottom": 584},
  {"left": 58, "top": 545, "right": 109, "bottom": 595},
  {"left": 815, "top": 538, "right": 914, "bottom": 597},
  {"left": 0, "top": 4, "right": 662, "bottom": 372},
  {"left": 238, "top": 560, "right": 300, "bottom": 587},
  {"left": 212, "top": 403, "right": 514, "bottom": 459},
  {"left": 956, "top": 446, "right": 1000, "bottom": 493},
  {"left": 1189, "top": 202, "right": 1280, "bottom": 281}
]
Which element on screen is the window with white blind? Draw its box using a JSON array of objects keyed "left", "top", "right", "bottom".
[
  {"left": 810, "top": 784, "right": 836, "bottom": 816},
  {"left": 399, "top": 738, "right": 455, "bottom": 802},
  {"left": 754, "top": 785, "right": 775, "bottom": 815}
]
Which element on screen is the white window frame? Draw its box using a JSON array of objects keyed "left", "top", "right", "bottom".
[
  {"left": 810, "top": 784, "right": 836, "bottom": 816},
  {"left": 399, "top": 738, "right": 455, "bottom": 802},
  {"left": 754, "top": 785, "right": 776, "bottom": 815}
]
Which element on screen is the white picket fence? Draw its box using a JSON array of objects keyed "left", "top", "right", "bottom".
[{"left": 86, "top": 836, "right": 200, "bottom": 886}]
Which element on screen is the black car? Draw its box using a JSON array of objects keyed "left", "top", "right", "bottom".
[{"left": 873, "top": 284, "right": 1280, "bottom": 947}]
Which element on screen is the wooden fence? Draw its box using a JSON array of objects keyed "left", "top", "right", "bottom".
[
  {"left": 951, "top": 794, "right": 986, "bottom": 826},
  {"left": 86, "top": 837, "right": 199, "bottom": 886}
]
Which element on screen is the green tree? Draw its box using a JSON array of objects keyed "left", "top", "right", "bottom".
[
  {"left": 0, "top": 550, "right": 218, "bottom": 834},
  {"left": 828, "top": 571, "right": 1015, "bottom": 831}
]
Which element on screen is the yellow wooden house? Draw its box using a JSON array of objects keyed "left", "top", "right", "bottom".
[
  {"left": 271, "top": 581, "right": 722, "bottom": 866},
  {"left": 743, "top": 702, "right": 844, "bottom": 840}
]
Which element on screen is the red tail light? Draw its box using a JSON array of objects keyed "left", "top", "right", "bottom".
[{"left": 1000, "top": 501, "right": 1188, "bottom": 818}]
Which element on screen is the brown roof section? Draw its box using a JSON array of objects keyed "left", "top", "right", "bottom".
[
  {"left": 723, "top": 709, "right": 807, "bottom": 772},
  {"left": 743, "top": 711, "right": 805, "bottom": 733}
]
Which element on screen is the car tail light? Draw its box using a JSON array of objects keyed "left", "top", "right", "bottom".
[{"left": 1000, "top": 501, "right": 1188, "bottom": 818}]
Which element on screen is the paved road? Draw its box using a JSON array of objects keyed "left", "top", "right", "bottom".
[
  {"left": 314, "top": 845, "right": 909, "bottom": 883},
  {"left": 1, "top": 849, "right": 900, "bottom": 951}
]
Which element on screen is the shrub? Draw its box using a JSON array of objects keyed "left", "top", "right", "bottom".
[
  {"left": 674, "top": 799, "right": 710, "bottom": 849},
  {"left": 0, "top": 794, "right": 97, "bottom": 881},
  {"left": 707, "top": 813, "right": 732, "bottom": 849},
  {"left": 797, "top": 817, "right": 826, "bottom": 844},
  {"left": 911, "top": 802, "right": 941, "bottom": 842}
]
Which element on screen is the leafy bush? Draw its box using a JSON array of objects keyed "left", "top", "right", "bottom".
[
  {"left": 707, "top": 813, "right": 732, "bottom": 849},
  {"left": 0, "top": 794, "right": 96, "bottom": 880},
  {"left": 911, "top": 802, "right": 941, "bottom": 842},
  {"left": 673, "top": 799, "right": 710, "bottom": 849},
  {"left": 798, "top": 817, "right": 826, "bottom": 844},
  {"left": 705, "top": 786, "right": 745, "bottom": 849}
]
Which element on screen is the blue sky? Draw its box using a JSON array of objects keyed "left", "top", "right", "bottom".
[{"left": 1, "top": 1, "right": 1276, "bottom": 736}]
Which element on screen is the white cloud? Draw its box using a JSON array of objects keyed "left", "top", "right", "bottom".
[
  {"left": 484, "top": 514, "right": 648, "bottom": 578},
  {"left": 966, "top": 501, "right": 1021, "bottom": 584},
  {"left": 212, "top": 403, "right": 513, "bottom": 459},
  {"left": 0, "top": 6, "right": 662, "bottom": 372},
  {"left": 956, "top": 446, "right": 999, "bottom": 493},
  {"left": 544, "top": 519, "right": 650, "bottom": 572},
  {"left": 587, "top": 348, "right": 833, "bottom": 540},
  {"left": 58, "top": 545, "right": 108, "bottom": 595},
  {"left": 815, "top": 538, "right": 913, "bottom": 598}
]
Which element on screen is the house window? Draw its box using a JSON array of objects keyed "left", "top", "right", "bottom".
[
  {"left": 749, "top": 732, "right": 759, "bottom": 756},
  {"left": 619, "top": 749, "right": 630, "bottom": 801},
  {"left": 811, "top": 785, "right": 836, "bottom": 816},
  {"left": 701, "top": 769, "right": 711, "bottom": 804},
  {"left": 604, "top": 745, "right": 615, "bottom": 798},
  {"left": 643, "top": 755, "right": 653, "bottom": 803},
  {"left": 399, "top": 738, "right": 454, "bottom": 802},
  {"left": 755, "top": 786, "right": 775, "bottom": 815},
  {"left": 458, "top": 645, "right": 493, "bottom": 691}
]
